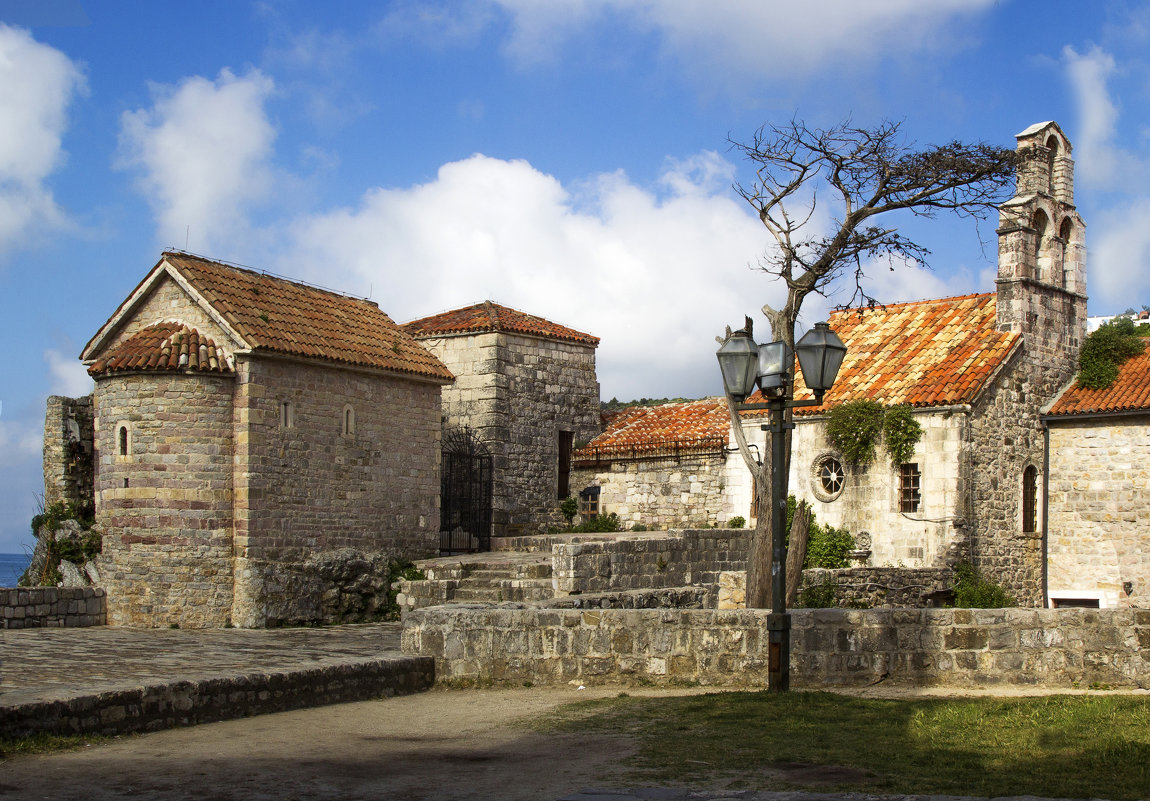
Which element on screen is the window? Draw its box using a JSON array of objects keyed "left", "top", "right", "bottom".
[
  {"left": 1022, "top": 465, "right": 1038, "bottom": 533},
  {"left": 899, "top": 463, "right": 921, "bottom": 513},
  {"left": 579, "top": 486, "right": 600, "bottom": 519},
  {"left": 280, "top": 401, "right": 294, "bottom": 429},
  {"left": 118, "top": 425, "right": 129, "bottom": 456},
  {"left": 811, "top": 454, "right": 845, "bottom": 502},
  {"left": 342, "top": 404, "right": 356, "bottom": 437},
  {"left": 557, "top": 431, "right": 574, "bottom": 499}
]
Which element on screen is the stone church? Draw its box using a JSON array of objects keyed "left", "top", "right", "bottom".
[{"left": 575, "top": 121, "right": 1090, "bottom": 608}]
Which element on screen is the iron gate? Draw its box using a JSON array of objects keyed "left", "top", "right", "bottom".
[{"left": 440, "top": 427, "right": 493, "bottom": 553}]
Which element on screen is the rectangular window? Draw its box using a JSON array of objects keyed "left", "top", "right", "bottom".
[
  {"left": 557, "top": 431, "right": 574, "bottom": 499},
  {"left": 579, "top": 486, "right": 600, "bottom": 519},
  {"left": 899, "top": 463, "right": 921, "bottom": 513},
  {"left": 280, "top": 401, "right": 294, "bottom": 429}
]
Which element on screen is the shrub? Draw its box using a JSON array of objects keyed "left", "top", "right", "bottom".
[
  {"left": 784, "top": 495, "right": 855, "bottom": 569},
  {"left": 631, "top": 523, "right": 648, "bottom": 532},
  {"left": 560, "top": 496, "right": 578, "bottom": 524},
  {"left": 571, "top": 512, "right": 621, "bottom": 533},
  {"left": 796, "top": 579, "right": 837, "bottom": 608},
  {"left": 883, "top": 404, "right": 923, "bottom": 465},
  {"left": 825, "top": 399, "right": 885, "bottom": 466},
  {"left": 1078, "top": 317, "right": 1146, "bottom": 390},
  {"left": 950, "top": 563, "right": 1014, "bottom": 608},
  {"left": 727, "top": 516, "right": 746, "bottom": 529}
]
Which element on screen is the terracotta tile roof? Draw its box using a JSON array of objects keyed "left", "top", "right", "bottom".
[
  {"left": 779, "top": 293, "right": 1020, "bottom": 415},
  {"left": 1046, "top": 348, "right": 1150, "bottom": 416},
  {"left": 159, "top": 253, "right": 453, "bottom": 381},
  {"left": 89, "top": 322, "right": 233, "bottom": 376},
  {"left": 574, "top": 398, "right": 729, "bottom": 461},
  {"left": 403, "top": 301, "right": 599, "bottom": 346}
]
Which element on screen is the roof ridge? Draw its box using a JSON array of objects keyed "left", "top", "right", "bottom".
[
  {"left": 831, "top": 291, "right": 994, "bottom": 315},
  {"left": 163, "top": 250, "right": 375, "bottom": 306}
]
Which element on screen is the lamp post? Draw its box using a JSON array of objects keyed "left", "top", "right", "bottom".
[{"left": 717, "top": 320, "right": 846, "bottom": 692}]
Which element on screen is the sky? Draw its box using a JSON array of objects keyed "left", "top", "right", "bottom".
[{"left": 2, "top": 0, "right": 1150, "bottom": 552}]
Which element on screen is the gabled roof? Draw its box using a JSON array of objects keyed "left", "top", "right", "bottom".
[
  {"left": 89, "top": 322, "right": 232, "bottom": 377},
  {"left": 402, "top": 301, "right": 599, "bottom": 346},
  {"left": 788, "top": 293, "right": 1020, "bottom": 415},
  {"left": 83, "top": 252, "right": 453, "bottom": 383},
  {"left": 1046, "top": 349, "right": 1150, "bottom": 417},
  {"left": 574, "top": 398, "right": 729, "bottom": 461}
]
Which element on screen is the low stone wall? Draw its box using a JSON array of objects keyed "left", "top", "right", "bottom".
[
  {"left": 801, "top": 566, "right": 954, "bottom": 607},
  {"left": 545, "top": 587, "right": 709, "bottom": 610},
  {"left": 2, "top": 587, "right": 106, "bottom": 629},
  {"left": 0, "top": 656, "right": 434, "bottom": 738},
  {"left": 402, "top": 606, "right": 1150, "bottom": 689},
  {"left": 552, "top": 529, "right": 749, "bottom": 595}
]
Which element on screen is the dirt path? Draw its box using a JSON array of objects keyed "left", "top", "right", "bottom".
[{"left": 0, "top": 685, "right": 706, "bottom": 801}]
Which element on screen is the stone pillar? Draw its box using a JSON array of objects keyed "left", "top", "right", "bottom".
[{"left": 42, "top": 395, "right": 95, "bottom": 514}]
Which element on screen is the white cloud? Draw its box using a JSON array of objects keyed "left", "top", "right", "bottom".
[
  {"left": 1062, "top": 45, "right": 1126, "bottom": 188},
  {"left": 1090, "top": 199, "right": 1150, "bottom": 310},
  {"left": 490, "top": 0, "right": 996, "bottom": 75},
  {"left": 0, "top": 24, "right": 85, "bottom": 256},
  {"left": 0, "top": 419, "right": 40, "bottom": 459},
  {"left": 45, "top": 349, "right": 93, "bottom": 397},
  {"left": 280, "top": 152, "right": 780, "bottom": 400},
  {"left": 117, "top": 68, "right": 277, "bottom": 252}
]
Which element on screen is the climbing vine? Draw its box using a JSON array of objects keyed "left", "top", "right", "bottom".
[
  {"left": 1077, "top": 317, "right": 1147, "bottom": 390},
  {"left": 824, "top": 400, "right": 923, "bottom": 468}
]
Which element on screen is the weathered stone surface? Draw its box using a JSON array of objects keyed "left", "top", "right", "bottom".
[{"left": 1, "top": 587, "right": 106, "bottom": 629}]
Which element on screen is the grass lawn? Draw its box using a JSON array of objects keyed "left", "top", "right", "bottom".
[{"left": 542, "top": 690, "right": 1150, "bottom": 799}]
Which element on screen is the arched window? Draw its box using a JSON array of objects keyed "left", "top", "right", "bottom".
[
  {"left": 342, "top": 404, "right": 355, "bottom": 437},
  {"left": 1022, "top": 465, "right": 1038, "bottom": 534},
  {"left": 118, "top": 425, "right": 129, "bottom": 456},
  {"left": 280, "top": 401, "right": 294, "bottom": 429},
  {"left": 1031, "top": 209, "right": 1050, "bottom": 280}
]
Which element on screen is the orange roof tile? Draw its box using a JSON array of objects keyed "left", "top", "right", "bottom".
[
  {"left": 778, "top": 293, "right": 1020, "bottom": 416},
  {"left": 1047, "top": 348, "right": 1150, "bottom": 416},
  {"left": 89, "top": 322, "right": 232, "bottom": 376},
  {"left": 124, "top": 253, "right": 453, "bottom": 382},
  {"left": 403, "top": 301, "right": 599, "bottom": 346},
  {"left": 575, "top": 398, "right": 729, "bottom": 460}
]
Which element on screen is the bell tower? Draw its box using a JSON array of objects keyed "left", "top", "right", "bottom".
[{"left": 996, "top": 121, "right": 1087, "bottom": 363}]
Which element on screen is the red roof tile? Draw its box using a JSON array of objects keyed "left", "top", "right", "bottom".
[
  {"left": 1047, "top": 348, "right": 1150, "bottom": 416},
  {"left": 144, "top": 253, "right": 453, "bottom": 381},
  {"left": 89, "top": 323, "right": 232, "bottom": 376},
  {"left": 403, "top": 301, "right": 599, "bottom": 346},
  {"left": 574, "top": 398, "right": 729, "bottom": 460},
  {"left": 778, "top": 293, "right": 1020, "bottom": 415}
]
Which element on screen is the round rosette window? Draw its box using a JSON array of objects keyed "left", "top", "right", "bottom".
[{"left": 811, "top": 453, "right": 846, "bottom": 502}]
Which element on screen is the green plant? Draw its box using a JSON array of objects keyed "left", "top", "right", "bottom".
[
  {"left": 783, "top": 495, "right": 854, "bottom": 570},
  {"left": 1078, "top": 317, "right": 1146, "bottom": 389},
  {"left": 950, "top": 563, "right": 1014, "bottom": 608},
  {"left": 655, "top": 555, "right": 668, "bottom": 572},
  {"left": 795, "top": 579, "right": 837, "bottom": 608},
  {"left": 383, "top": 559, "right": 427, "bottom": 620},
  {"left": 570, "top": 512, "right": 621, "bottom": 533},
  {"left": 560, "top": 496, "right": 579, "bottom": 524},
  {"left": 727, "top": 516, "right": 746, "bottom": 529},
  {"left": 825, "top": 399, "right": 886, "bottom": 466},
  {"left": 883, "top": 404, "right": 923, "bottom": 465},
  {"left": 631, "top": 523, "right": 648, "bottom": 532}
]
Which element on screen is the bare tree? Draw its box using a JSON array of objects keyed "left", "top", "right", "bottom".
[{"left": 724, "top": 118, "right": 1016, "bottom": 608}]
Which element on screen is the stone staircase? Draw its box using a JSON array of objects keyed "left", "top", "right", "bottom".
[{"left": 394, "top": 552, "right": 556, "bottom": 612}]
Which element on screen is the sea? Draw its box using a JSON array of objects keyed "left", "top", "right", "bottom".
[{"left": 0, "top": 552, "right": 33, "bottom": 586}]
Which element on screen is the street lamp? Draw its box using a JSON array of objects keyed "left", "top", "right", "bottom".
[{"left": 716, "top": 319, "right": 846, "bottom": 692}]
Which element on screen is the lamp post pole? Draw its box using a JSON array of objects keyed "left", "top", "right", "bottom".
[{"left": 766, "top": 394, "right": 790, "bottom": 692}]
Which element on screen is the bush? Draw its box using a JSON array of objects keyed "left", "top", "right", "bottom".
[
  {"left": 727, "top": 516, "right": 746, "bottom": 529},
  {"left": 570, "top": 512, "right": 621, "bottom": 533},
  {"left": 795, "top": 579, "right": 837, "bottom": 608},
  {"left": 631, "top": 523, "right": 648, "bottom": 532},
  {"left": 1078, "top": 317, "right": 1146, "bottom": 389},
  {"left": 825, "top": 399, "right": 885, "bottom": 466},
  {"left": 784, "top": 495, "right": 854, "bottom": 569},
  {"left": 950, "top": 563, "right": 1014, "bottom": 608},
  {"left": 560, "top": 496, "right": 578, "bottom": 524}
]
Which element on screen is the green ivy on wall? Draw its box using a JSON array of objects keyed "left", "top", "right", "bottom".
[
  {"left": 1078, "top": 317, "right": 1147, "bottom": 390},
  {"left": 825, "top": 400, "right": 923, "bottom": 468}
]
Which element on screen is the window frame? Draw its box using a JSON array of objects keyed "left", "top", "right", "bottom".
[{"left": 898, "top": 462, "right": 921, "bottom": 514}]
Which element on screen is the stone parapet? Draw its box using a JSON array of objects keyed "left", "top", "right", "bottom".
[
  {"left": 1, "top": 587, "right": 106, "bottom": 628},
  {"left": 402, "top": 606, "right": 1150, "bottom": 689}
]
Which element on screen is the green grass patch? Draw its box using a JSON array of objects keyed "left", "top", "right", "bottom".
[
  {"left": 540, "top": 690, "right": 1150, "bottom": 799},
  {"left": 0, "top": 732, "right": 116, "bottom": 759}
]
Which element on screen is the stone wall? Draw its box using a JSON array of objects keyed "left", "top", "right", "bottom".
[
  {"left": 2, "top": 587, "right": 105, "bottom": 628},
  {"left": 402, "top": 606, "right": 1150, "bottom": 689},
  {"left": 95, "top": 372, "right": 235, "bottom": 628},
  {"left": 552, "top": 529, "right": 750, "bottom": 595},
  {"left": 570, "top": 453, "right": 728, "bottom": 530},
  {"left": 232, "top": 357, "right": 442, "bottom": 627},
  {"left": 416, "top": 331, "right": 599, "bottom": 535},
  {"left": 718, "top": 567, "right": 955, "bottom": 609},
  {"left": 1047, "top": 415, "right": 1150, "bottom": 608},
  {"left": 43, "top": 394, "right": 95, "bottom": 515}
]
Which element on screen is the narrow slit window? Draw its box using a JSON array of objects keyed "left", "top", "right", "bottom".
[
  {"left": 118, "top": 425, "right": 129, "bottom": 456},
  {"left": 1022, "top": 465, "right": 1038, "bottom": 533},
  {"left": 281, "top": 401, "right": 294, "bottom": 429},
  {"left": 342, "top": 405, "right": 355, "bottom": 436},
  {"left": 899, "top": 463, "right": 921, "bottom": 513},
  {"left": 557, "top": 431, "right": 574, "bottom": 499}
]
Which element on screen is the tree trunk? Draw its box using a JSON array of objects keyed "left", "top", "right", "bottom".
[
  {"left": 746, "top": 471, "right": 773, "bottom": 608},
  {"left": 785, "top": 499, "right": 812, "bottom": 607}
]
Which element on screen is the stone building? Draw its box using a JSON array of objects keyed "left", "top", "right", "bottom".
[
  {"left": 1043, "top": 348, "right": 1150, "bottom": 608},
  {"left": 79, "top": 252, "right": 454, "bottom": 627},
  {"left": 575, "top": 121, "right": 1088, "bottom": 607},
  {"left": 403, "top": 301, "right": 600, "bottom": 543}
]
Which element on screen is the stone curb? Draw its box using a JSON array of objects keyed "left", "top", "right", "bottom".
[
  {"left": 558, "top": 790, "right": 1110, "bottom": 801},
  {"left": 0, "top": 655, "right": 434, "bottom": 739}
]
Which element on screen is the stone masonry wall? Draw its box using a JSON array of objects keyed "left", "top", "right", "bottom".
[
  {"left": 552, "top": 529, "right": 750, "bottom": 595},
  {"left": 232, "top": 357, "right": 441, "bottom": 627},
  {"left": 1047, "top": 416, "right": 1150, "bottom": 608},
  {"left": 570, "top": 453, "right": 727, "bottom": 530},
  {"left": 417, "top": 331, "right": 599, "bottom": 535},
  {"left": 403, "top": 605, "right": 1150, "bottom": 689},
  {"left": 1, "top": 587, "right": 105, "bottom": 628},
  {"left": 95, "top": 372, "right": 235, "bottom": 628},
  {"left": 43, "top": 394, "right": 95, "bottom": 515}
]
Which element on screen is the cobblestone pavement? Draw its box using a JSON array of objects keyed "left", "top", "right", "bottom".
[{"left": 0, "top": 622, "right": 401, "bottom": 706}]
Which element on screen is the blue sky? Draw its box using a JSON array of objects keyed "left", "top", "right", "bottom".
[{"left": 2, "top": 0, "right": 1149, "bottom": 552}]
